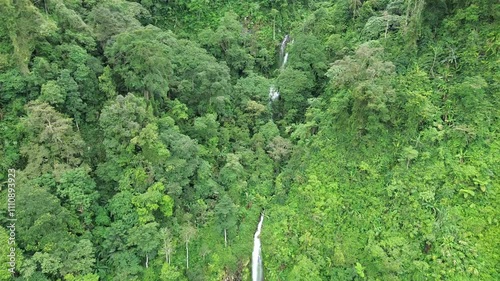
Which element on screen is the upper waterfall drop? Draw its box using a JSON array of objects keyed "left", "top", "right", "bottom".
[
  {"left": 280, "top": 35, "right": 290, "bottom": 62},
  {"left": 281, "top": 52, "right": 288, "bottom": 69},
  {"left": 279, "top": 34, "right": 290, "bottom": 69},
  {"left": 269, "top": 34, "right": 292, "bottom": 104}
]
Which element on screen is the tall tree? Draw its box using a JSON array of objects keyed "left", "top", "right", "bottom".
[
  {"left": 97, "top": 94, "right": 150, "bottom": 183},
  {"left": 21, "top": 101, "right": 85, "bottom": 178},
  {"left": 105, "top": 26, "right": 174, "bottom": 107},
  {"left": 57, "top": 167, "right": 99, "bottom": 223},
  {"left": 127, "top": 223, "right": 161, "bottom": 268},
  {"left": 326, "top": 41, "right": 396, "bottom": 135},
  {"left": 180, "top": 223, "right": 197, "bottom": 270},
  {"left": 214, "top": 194, "right": 237, "bottom": 247}
]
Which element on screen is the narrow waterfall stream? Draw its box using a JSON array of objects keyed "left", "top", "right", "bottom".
[
  {"left": 279, "top": 34, "right": 290, "bottom": 66},
  {"left": 252, "top": 214, "right": 264, "bottom": 281},
  {"left": 268, "top": 34, "right": 291, "bottom": 103},
  {"left": 281, "top": 53, "right": 288, "bottom": 70},
  {"left": 254, "top": 34, "right": 291, "bottom": 280}
]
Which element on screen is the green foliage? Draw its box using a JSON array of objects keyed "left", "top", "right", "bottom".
[
  {"left": 87, "top": 0, "right": 148, "bottom": 44},
  {"left": 327, "top": 41, "right": 396, "bottom": 134},
  {"left": 57, "top": 167, "right": 99, "bottom": 222},
  {"left": 276, "top": 68, "right": 315, "bottom": 122},
  {"left": 64, "top": 273, "right": 99, "bottom": 281},
  {"left": 20, "top": 101, "right": 85, "bottom": 178},
  {"left": 0, "top": 0, "right": 498, "bottom": 280},
  {"left": 105, "top": 26, "right": 173, "bottom": 107},
  {"left": 0, "top": 228, "right": 14, "bottom": 280},
  {"left": 39, "top": 80, "right": 64, "bottom": 105},
  {"left": 198, "top": 12, "right": 254, "bottom": 76},
  {"left": 97, "top": 94, "right": 150, "bottom": 182},
  {"left": 159, "top": 263, "right": 185, "bottom": 281},
  {"left": 0, "top": 0, "right": 54, "bottom": 74},
  {"left": 214, "top": 194, "right": 238, "bottom": 246},
  {"left": 168, "top": 38, "right": 231, "bottom": 115}
]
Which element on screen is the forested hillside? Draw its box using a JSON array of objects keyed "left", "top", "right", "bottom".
[{"left": 0, "top": 0, "right": 498, "bottom": 280}]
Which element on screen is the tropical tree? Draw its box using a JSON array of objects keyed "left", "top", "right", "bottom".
[{"left": 21, "top": 101, "right": 85, "bottom": 178}]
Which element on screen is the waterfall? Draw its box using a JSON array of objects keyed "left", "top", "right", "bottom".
[
  {"left": 269, "top": 35, "right": 291, "bottom": 104},
  {"left": 252, "top": 214, "right": 264, "bottom": 281},
  {"left": 279, "top": 34, "right": 290, "bottom": 69},
  {"left": 280, "top": 35, "right": 290, "bottom": 62},
  {"left": 281, "top": 52, "right": 288, "bottom": 69},
  {"left": 269, "top": 86, "right": 279, "bottom": 101},
  {"left": 254, "top": 36, "right": 291, "bottom": 280}
]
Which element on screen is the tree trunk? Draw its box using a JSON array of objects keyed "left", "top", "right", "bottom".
[
  {"left": 146, "top": 254, "right": 149, "bottom": 268},
  {"left": 224, "top": 228, "right": 227, "bottom": 247},
  {"left": 384, "top": 19, "right": 389, "bottom": 39},
  {"left": 273, "top": 19, "right": 276, "bottom": 41},
  {"left": 75, "top": 117, "right": 80, "bottom": 132},
  {"left": 186, "top": 241, "right": 189, "bottom": 269}
]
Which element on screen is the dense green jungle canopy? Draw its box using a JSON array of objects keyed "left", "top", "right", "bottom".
[{"left": 0, "top": 0, "right": 498, "bottom": 280}]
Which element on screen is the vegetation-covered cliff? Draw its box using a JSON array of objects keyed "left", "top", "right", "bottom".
[{"left": 0, "top": 0, "right": 498, "bottom": 280}]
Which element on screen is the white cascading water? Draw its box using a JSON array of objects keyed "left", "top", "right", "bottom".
[
  {"left": 281, "top": 52, "right": 288, "bottom": 70},
  {"left": 268, "top": 35, "right": 291, "bottom": 104},
  {"left": 257, "top": 35, "right": 290, "bottom": 278},
  {"left": 280, "top": 35, "right": 289, "bottom": 57},
  {"left": 279, "top": 34, "right": 290, "bottom": 71},
  {"left": 252, "top": 214, "right": 264, "bottom": 281},
  {"left": 269, "top": 86, "right": 279, "bottom": 101}
]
